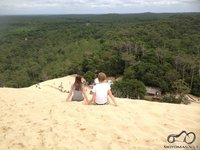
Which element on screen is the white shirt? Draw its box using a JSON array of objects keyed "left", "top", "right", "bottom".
[
  {"left": 94, "top": 78, "right": 99, "bottom": 84},
  {"left": 92, "top": 83, "right": 110, "bottom": 104}
]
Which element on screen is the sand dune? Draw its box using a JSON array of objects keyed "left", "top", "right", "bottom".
[{"left": 0, "top": 75, "right": 200, "bottom": 150}]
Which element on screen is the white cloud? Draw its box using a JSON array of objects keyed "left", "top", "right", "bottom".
[
  {"left": 0, "top": 0, "right": 199, "bottom": 14},
  {"left": 0, "top": 0, "right": 199, "bottom": 8}
]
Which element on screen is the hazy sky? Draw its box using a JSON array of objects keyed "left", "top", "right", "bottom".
[{"left": 0, "top": 0, "right": 200, "bottom": 15}]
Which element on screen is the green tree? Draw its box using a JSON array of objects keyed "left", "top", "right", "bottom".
[
  {"left": 172, "top": 79, "right": 191, "bottom": 95},
  {"left": 123, "top": 67, "right": 136, "bottom": 80},
  {"left": 111, "top": 79, "right": 146, "bottom": 99},
  {"left": 83, "top": 71, "right": 96, "bottom": 84},
  {"left": 191, "top": 77, "right": 200, "bottom": 96}
]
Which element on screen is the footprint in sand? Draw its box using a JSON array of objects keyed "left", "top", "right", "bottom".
[
  {"left": 80, "top": 128, "right": 86, "bottom": 131},
  {"left": 0, "top": 126, "right": 12, "bottom": 133},
  {"left": 50, "top": 127, "right": 53, "bottom": 132},
  {"left": 11, "top": 142, "right": 26, "bottom": 149},
  {"left": 19, "top": 114, "right": 25, "bottom": 117}
]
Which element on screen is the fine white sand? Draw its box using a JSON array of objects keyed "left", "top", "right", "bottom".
[{"left": 0, "top": 75, "right": 200, "bottom": 150}]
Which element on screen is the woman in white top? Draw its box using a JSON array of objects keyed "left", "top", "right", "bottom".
[{"left": 90, "top": 72, "right": 117, "bottom": 106}]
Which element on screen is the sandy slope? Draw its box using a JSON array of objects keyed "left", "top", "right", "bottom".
[{"left": 0, "top": 75, "right": 200, "bottom": 150}]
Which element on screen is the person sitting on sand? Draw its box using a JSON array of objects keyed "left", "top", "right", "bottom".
[
  {"left": 89, "top": 72, "right": 117, "bottom": 106},
  {"left": 66, "top": 75, "right": 89, "bottom": 104},
  {"left": 94, "top": 77, "right": 99, "bottom": 85}
]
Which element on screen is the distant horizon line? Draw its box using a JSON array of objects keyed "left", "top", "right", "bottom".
[{"left": 0, "top": 11, "right": 200, "bottom": 16}]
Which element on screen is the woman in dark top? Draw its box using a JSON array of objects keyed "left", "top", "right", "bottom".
[{"left": 66, "top": 76, "right": 89, "bottom": 104}]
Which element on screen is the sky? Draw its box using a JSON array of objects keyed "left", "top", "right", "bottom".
[{"left": 0, "top": 0, "right": 200, "bottom": 15}]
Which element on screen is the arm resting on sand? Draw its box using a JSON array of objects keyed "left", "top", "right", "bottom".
[
  {"left": 82, "top": 87, "right": 89, "bottom": 104},
  {"left": 66, "top": 90, "right": 72, "bottom": 101},
  {"left": 108, "top": 90, "right": 117, "bottom": 106},
  {"left": 89, "top": 92, "right": 96, "bottom": 104}
]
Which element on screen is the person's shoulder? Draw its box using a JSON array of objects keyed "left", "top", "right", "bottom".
[
  {"left": 104, "top": 82, "right": 111, "bottom": 89},
  {"left": 101, "top": 82, "right": 110, "bottom": 87}
]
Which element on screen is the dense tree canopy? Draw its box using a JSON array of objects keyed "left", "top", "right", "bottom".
[{"left": 0, "top": 13, "right": 200, "bottom": 96}]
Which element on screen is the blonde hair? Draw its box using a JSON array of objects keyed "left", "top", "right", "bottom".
[{"left": 98, "top": 72, "right": 107, "bottom": 82}]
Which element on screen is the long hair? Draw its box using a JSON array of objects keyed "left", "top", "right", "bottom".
[{"left": 74, "top": 76, "right": 82, "bottom": 91}]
